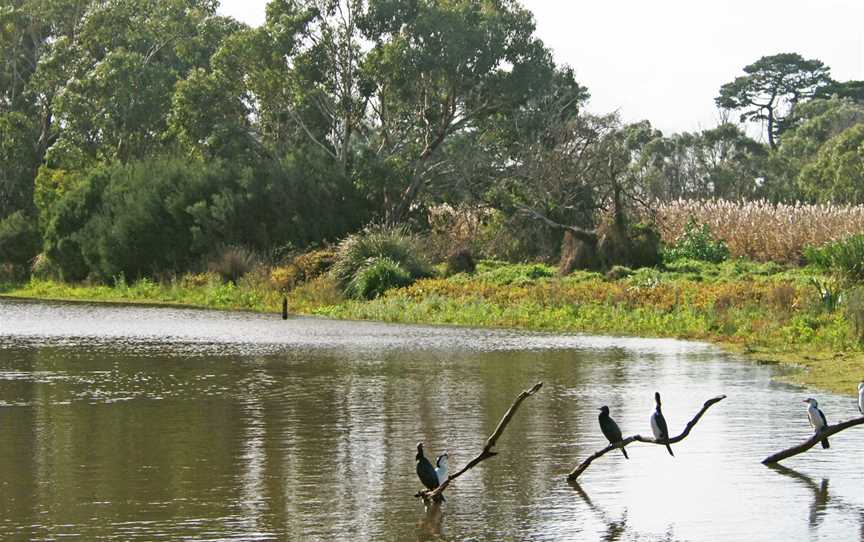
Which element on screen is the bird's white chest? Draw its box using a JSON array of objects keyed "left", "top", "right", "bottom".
[
  {"left": 650, "top": 413, "right": 661, "bottom": 438},
  {"left": 807, "top": 405, "right": 825, "bottom": 430},
  {"left": 858, "top": 385, "right": 864, "bottom": 415}
]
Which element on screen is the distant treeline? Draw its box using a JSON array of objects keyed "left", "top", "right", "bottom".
[{"left": 2, "top": 1, "right": 863, "bottom": 281}]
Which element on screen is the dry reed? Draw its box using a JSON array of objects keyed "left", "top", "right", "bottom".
[{"left": 652, "top": 200, "right": 864, "bottom": 263}]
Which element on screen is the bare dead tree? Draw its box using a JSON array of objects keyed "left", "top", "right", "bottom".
[
  {"left": 415, "top": 382, "right": 543, "bottom": 504},
  {"left": 762, "top": 416, "right": 864, "bottom": 464},
  {"left": 568, "top": 395, "right": 726, "bottom": 481}
]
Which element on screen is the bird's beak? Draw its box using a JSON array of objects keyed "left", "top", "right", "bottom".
[{"left": 802, "top": 400, "right": 808, "bottom": 403}]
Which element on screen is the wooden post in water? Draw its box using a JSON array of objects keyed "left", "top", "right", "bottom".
[{"left": 282, "top": 297, "right": 288, "bottom": 320}]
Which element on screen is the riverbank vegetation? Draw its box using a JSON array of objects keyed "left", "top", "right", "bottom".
[{"left": 2, "top": 2, "right": 864, "bottom": 394}]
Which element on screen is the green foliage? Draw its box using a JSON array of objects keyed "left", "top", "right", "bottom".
[
  {"left": 0, "top": 211, "right": 41, "bottom": 267},
  {"left": 474, "top": 262, "right": 555, "bottom": 285},
  {"left": 804, "top": 234, "right": 864, "bottom": 283},
  {"left": 331, "top": 226, "right": 432, "bottom": 297},
  {"left": 797, "top": 124, "right": 864, "bottom": 204},
  {"left": 349, "top": 257, "right": 413, "bottom": 300},
  {"left": 664, "top": 220, "right": 730, "bottom": 263},
  {"left": 844, "top": 286, "right": 864, "bottom": 343}
]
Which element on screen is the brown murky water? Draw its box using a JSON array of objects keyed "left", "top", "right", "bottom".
[{"left": 0, "top": 298, "right": 862, "bottom": 541}]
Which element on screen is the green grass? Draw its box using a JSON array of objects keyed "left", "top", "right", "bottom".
[{"left": 2, "top": 259, "right": 862, "bottom": 396}]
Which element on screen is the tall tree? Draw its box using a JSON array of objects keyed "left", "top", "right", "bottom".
[{"left": 716, "top": 53, "right": 832, "bottom": 149}]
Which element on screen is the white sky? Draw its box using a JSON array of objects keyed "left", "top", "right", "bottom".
[{"left": 217, "top": 0, "right": 864, "bottom": 137}]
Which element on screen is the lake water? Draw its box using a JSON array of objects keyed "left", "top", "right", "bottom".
[{"left": 0, "top": 298, "right": 862, "bottom": 541}]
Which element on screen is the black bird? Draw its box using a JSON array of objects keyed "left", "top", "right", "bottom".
[
  {"left": 803, "top": 398, "right": 830, "bottom": 449},
  {"left": 650, "top": 392, "right": 674, "bottom": 457},
  {"left": 416, "top": 442, "right": 443, "bottom": 501},
  {"left": 598, "top": 406, "right": 629, "bottom": 459}
]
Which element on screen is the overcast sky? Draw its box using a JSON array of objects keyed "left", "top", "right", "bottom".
[{"left": 217, "top": 0, "right": 864, "bottom": 137}]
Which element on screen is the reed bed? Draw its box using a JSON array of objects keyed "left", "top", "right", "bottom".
[{"left": 653, "top": 200, "right": 864, "bottom": 263}]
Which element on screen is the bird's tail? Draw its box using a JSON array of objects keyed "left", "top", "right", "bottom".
[
  {"left": 665, "top": 443, "right": 674, "bottom": 457},
  {"left": 621, "top": 446, "right": 629, "bottom": 459},
  {"left": 821, "top": 437, "right": 830, "bottom": 449}
]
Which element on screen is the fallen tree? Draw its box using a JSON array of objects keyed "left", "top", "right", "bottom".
[
  {"left": 567, "top": 395, "right": 726, "bottom": 481},
  {"left": 762, "top": 415, "right": 864, "bottom": 464},
  {"left": 415, "top": 382, "right": 543, "bottom": 504}
]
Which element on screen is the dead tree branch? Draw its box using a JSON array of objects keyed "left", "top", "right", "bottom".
[
  {"left": 415, "top": 382, "right": 543, "bottom": 503},
  {"left": 762, "top": 416, "right": 864, "bottom": 464},
  {"left": 567, "top": 395, "right": 726, "bottom": 481}
]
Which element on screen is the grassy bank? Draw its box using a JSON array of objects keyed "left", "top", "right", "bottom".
[{"left": 2, "top": 259, "right": 862, "bottom": 396}]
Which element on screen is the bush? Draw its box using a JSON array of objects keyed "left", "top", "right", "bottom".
[
  {"left": 0, "top": 211, "right": 41, "bottom": 267},
  {"left": 663, "top": 219, "right": 730, "bottom": 263},
  {"left": 331, "top": 226, "right": 432, "bottom": 296},
  {"left": 292, "top": 249, "right": 336, "bottom": 280},
  {"left": 445, "top": 248, "right": 476, "bottom": 276},
  {"left": 349, "top": 257, "right": 413, "bottom": 299},
  {"left": 804, "top": 234, "right": 864, "bottom": 283}
]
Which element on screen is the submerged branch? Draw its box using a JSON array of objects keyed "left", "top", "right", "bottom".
[
  {"left": 415, "top": 382, "right": 543, "bottom": 503},
  {"left": 762, "top": 416, "right": 864, "bottom": 464},
  {"left": 567, "top": 395, "right": 726, "bottom": 481}
]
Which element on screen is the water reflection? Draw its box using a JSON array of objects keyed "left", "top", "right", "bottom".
[
  {"left": 570, "top": 482, "right": 630, "bottom": 541},
  {"left": 768, "top": 463, "right": 864, "bottom": 539},
  {"left": 0, "top": 299, "right": 862, "bottom": 540}
]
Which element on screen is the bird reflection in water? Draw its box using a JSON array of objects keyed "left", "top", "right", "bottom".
[
  {"left": 569, "top": 481, "right": 685, "bottom": 542},
  {"left": 416, "top": 502, "right": 445, "bottom": 540},
  {"left": 569, "top": 481, "right": 629, "bottom": 542},
  {"left": 766, "top": 463, "right": 864, "bottom": 538}
]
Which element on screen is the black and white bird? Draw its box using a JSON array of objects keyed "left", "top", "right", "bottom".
[
  {"left": 416, "top": 443, "right": 440, "bottom": 492},
  {"left": 435, "top": 453, "right": 449, "bottom": 485},
  {"left": 803, "top": 398, "right": 830, "bottom": 449},
  {"left": 858, "top": 382, "right": 863, "bottom": 415},
  {"left": 650, "top": 392, "right": 674, "bottom": 457},
  {"left": 598, "top": 406, "right": 629, "bottom": 459}
]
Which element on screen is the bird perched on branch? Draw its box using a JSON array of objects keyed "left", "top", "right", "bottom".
[
  {"left": 858, "top": 382, "right": 863, "bottom": 415},
  {"left": 803, "top": 398, "right": 830, "bottom": 449},
  {"left": 416, "top": 442, "right": 445, "bottom": 503},
  {"left": 416, "top": 442, "right": 439, "bottom": 490},
  {"left": 599, "top": 406, "right": 629, "bottom": 459},
  {"left": 650, "top": 392, "right": 674, "bottom": 457}
]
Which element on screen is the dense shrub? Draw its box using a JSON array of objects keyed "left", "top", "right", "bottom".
[
  {"left": 804, "top": 233, "right": 864, "bottom": 283},
  {"left": 331, "top": 226, "right": 432, "bottom": 296},
  {"left": 292, "top": 249, "right": 336, "bottom": 280},
  {"left": 445, "top": 248, "right": 476, "bottom": 276},
  {"left": 349, "top": 257, "right": 413, "bottom": 299},
  {"left": 0, "top": 211, "right": 41, "bottom": 267},
  {"left": 663, "top": 219, "right": 730, "bottom": 263}
]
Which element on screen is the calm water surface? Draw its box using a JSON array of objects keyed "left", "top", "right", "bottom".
[{"left": 0, "top": 298, "right": 862, "bottom": 541}]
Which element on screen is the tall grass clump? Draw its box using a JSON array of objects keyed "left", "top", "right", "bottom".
[
  {"left": 653, "top": 199, "right": 864, "bottom": 263},
  {"left": 207, "top": 245, "right": 258, "bottom": 284},
  {"left": 349, "top": 257, "right": 413, "bottom": 299},
  {"left": 331, "top": 226, "right": 432, "bottom": 298}
]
